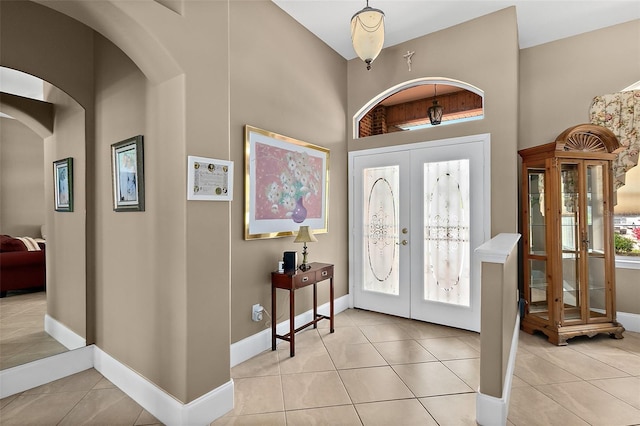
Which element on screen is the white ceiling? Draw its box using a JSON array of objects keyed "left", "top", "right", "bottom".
[{"left": 272, "top": 0, "right": 640, "bottom": 60}]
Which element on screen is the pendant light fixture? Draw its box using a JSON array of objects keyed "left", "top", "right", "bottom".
[
  {"left": 428, "top": 84, "right": 444, "bottom": 125},
  {"left": 351, "top": 0, "right": 385, "bottom": 70}
]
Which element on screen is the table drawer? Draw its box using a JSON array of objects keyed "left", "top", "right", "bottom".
[
  {"left": 293, "top": 270, "right": 316, "bottom": 288},
  {"left": 316, "top": 265, "right": 333, "bottom": 281}
]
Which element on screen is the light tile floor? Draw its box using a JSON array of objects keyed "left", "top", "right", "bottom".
[
  {"left": 1, "top": 299, "right": 639, "bottom": 425},
  {"left": 215, "top": 309, "right": 640, "bottom": 426},
  {"left": 0, "top": 290, "right": 68, "bottom": 370}
]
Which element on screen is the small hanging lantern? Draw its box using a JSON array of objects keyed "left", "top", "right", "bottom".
[{"left": 428, "top": 84, "right": 444, "bottom": 125}]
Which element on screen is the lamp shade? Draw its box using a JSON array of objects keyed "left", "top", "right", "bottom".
[
  {"left": 294, "top": 226, "right": 317, "bottom": 243},
  {"left": 351, "top": 3, "right": 385, "bottom": 70}
]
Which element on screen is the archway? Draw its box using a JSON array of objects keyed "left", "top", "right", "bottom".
[{"left": 354, "top": 77, "right": 484, "bottom": 138}]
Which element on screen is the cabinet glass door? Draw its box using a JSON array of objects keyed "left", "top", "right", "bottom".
[
  {"left": 585, "top": 162, "right": 609, "bottom": 321},
  {"left": 560, "top": 163, "right": 581, "bottom": 322},
  {"left": 527, "top": 169, "right": 549, "bottom": 319}
]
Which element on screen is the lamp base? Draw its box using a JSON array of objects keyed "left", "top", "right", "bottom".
[{"left": 299, "top": 263, "right": 311, "bottom": 271}]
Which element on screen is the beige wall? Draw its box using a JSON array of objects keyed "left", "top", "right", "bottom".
[
  {"left": 0, "top": 118, "right": 44, "bottom": 237},
  {"left": 229, "top": 1, "right": 348, "bottom": 343},
  {"left": 348, "top": 7, "right": 520, "bottom": 237},
  {"left": 89, "top": 2, "right": 231, "bottom": 402},
  {"left": 519, "top": 19, "right": 640, "bottom": 315},
  {"left": 519, "top": 20, "right": 640, "bottom": 150}
]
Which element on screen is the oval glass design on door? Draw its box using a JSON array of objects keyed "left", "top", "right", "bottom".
[
  {"left": 424, "top": 160, "right": 470, "bottom": 306},
  {"left": 363, "top": 166, "right": 400, "bottom": 295}
]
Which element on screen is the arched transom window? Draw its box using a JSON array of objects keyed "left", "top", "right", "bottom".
[{"left": 354, "top": 78, "right": 484, "bottom": 139}]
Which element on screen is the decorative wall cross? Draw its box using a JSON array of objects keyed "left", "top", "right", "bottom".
[{"left": 403, "top": 50, "right": 415, "bottom": 71}]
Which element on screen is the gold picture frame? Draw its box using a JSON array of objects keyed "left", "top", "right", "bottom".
[{"left": 244, "top": 125, "right": 329, "bottom": 240}]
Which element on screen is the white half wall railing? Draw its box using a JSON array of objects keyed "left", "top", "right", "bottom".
[{"left": 475, "top": 233, "right": 521, "bottom": 426}]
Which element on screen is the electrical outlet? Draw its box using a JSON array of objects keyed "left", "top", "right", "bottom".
[{"left": 252, "top": 304, "right": 263, "bottom": 322}]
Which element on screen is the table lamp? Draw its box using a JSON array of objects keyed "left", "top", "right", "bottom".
[{"left": 294, "top": 226, "right": 317, "bottom": 271}]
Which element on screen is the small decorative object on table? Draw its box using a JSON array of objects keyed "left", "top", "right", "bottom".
[{"left": 294, "top": 226, "right": 317, "bottom": 271}]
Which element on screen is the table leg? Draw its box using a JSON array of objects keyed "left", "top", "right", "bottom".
[
  {"left": 330, "top": 277, "right": 335, "bottom": 333},
  {"left": 272, "top": 284, "right": 277, "bottom": 351},
  {"left": 313, "top": 282, "right": 318, "bottom": 329},
  {"left": 289, "top": 288, "right": 295, "bottom": 357}
]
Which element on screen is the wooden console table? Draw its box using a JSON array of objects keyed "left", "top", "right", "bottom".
[{"left": 271, "top": 262, "right": 334, "bottom": 357}]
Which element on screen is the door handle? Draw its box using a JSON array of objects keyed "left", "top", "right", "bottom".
[
  {"left": 402, "top": 228, "right": 408, "bottom": 234},
  {"left": 401, "top": 240, "right": 408, "bottom": 245}
]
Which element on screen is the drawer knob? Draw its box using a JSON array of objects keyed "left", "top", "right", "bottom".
[
  {"left": 322, "top": 271, "right": 328, "bottom": 276},
  {"left": 302, "top": 276, "right": 309, "bottom": 282}
]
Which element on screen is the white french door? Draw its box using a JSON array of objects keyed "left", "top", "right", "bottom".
[{"left": 350, "top": 135, "right": 489, "bottom": 332}]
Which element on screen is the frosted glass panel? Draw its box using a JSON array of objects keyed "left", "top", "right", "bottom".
[
  {"left": 363, "top": 166, "right": 399, "bottom": 295},
  {"left": 424, "top": 160, "right": 470, "bottom": 306}
]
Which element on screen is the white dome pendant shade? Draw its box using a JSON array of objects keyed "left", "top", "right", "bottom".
[{"left": 351, "top": 1, "right": 385, "bottom": 70}]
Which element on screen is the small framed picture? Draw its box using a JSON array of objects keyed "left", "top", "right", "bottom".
[
  {"left": 111, "top": 135, "right": 145, "bottom": 212},
  {"left": 187, "top": 156, "right": 233, "bottom": 201},
  {"left": 53, "top": 157, "right": 73, "bottom": 212}
]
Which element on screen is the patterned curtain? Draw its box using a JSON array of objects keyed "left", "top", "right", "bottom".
[{"left": 589, "top": 90, "right": 640, "bottom": 189}]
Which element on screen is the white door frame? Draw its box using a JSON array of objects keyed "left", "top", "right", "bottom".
[{"left": 348, "top": 134, "right": 491, "bottom": 328}]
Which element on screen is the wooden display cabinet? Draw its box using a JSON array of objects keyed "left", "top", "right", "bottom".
[{"left": 519, "top": 124, "right": 625, "bottom": 345}]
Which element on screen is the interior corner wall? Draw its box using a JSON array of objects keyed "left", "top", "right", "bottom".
[
  {"left": 99, "top": 1, "right": 232, "bottom": 403},
  {"left": 92, "top": 32, "right": 190, "bottom": 400},
  {"left": 0, "top": 118, "right": 45, "bottom": 237},
  {"left": 229, "top": 1, "right": 348, "bottom": 344},
  {"left": 519, "top": 20, "right": 640, "bottom": 316},
  {"left": 347, "top": 6, "right": 520, "bottom": 236}
]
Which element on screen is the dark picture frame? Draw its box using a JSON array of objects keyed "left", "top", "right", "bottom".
[
  {"left": 53, "top": 157, "right": 73, "bottom": 212},
  {"left": 111, "top": 135, "right": 145, "bottom": 212}
]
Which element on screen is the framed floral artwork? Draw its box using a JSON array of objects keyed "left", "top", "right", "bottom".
[
  {"left": 244, "top": 125, "right": 329, "bottom": 240},
  {"left": 111, "top": 135, "right": 145, "bottom": 212},
  {"left": 53, "top": 157, "right": 73, "bottom": 212}
]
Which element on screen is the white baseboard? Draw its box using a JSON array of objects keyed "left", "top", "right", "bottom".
[
  {"left": 230, "top": 294, "right": 350, "bottom": 367},
  {"left": 93, "top": 346, "right": 234, "bottom": 426},
  {"left": 44, "top": 314, "right": 86, "bottom": 350},
  {"left": 0, "top": 345, "right": 94, "bottom": 398},
  {"left": 618, "top": 311, "right": 640, "bottom": 333},
  {"left": 476, "top": 312, "right": 520, "bottom": 426},
  {"left": 2, "top": 345, "right": 234, "bottom": 425}
]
